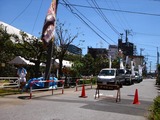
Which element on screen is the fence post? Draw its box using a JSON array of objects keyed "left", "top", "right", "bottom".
[
  {"left": 59, "top": 80, "right": 64, "bottom": 94},
  {"left": 91, "top": 78, "right": 92, "bottom": 89},
  {"left": 76, "top": 79, "right": 79, "bottom": 91},
  {"left": 52, "top": 80, "right": 54, "bottom": 95},
  {"left": 30, "top": 82, "right": 33, "bottom": 99}
]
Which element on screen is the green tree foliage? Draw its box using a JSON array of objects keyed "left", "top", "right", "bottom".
[
  {"left": 0, "top": 24, "right": 18, "bottom": 76},
  {"left": 81, "top": 54, "right": 94, "bottom": 76},
  {"left": 71, "top": 60, "right": 84, "bottom": 77},
  {"left": 0, "top": 23, "right": 47, "bottom": 78},
  {"left": 63, "top": 53, "right": 121, "bottom": 77},
  {"left": 112, "top": 59, "right": 120, "bottom": 69},
  {"left": 156, "top": 64, "right": 160, "bottom": 85},
  {"left": 94, "top": 56, "right": 108, "bottom": 75},
  {"left": 14, "top": 31, "right": 47, "bottom": 78},
  {"left": 149, "top": 96, "right": 160, "bottom": 120},
  {"left": 0, "top": 22, "right": 121, "bottom": 79}
]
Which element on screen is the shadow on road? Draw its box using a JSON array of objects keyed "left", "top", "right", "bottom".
[
  {"left": 81, "top": 98, "right": 152, "bottom": 117},
  {"left": 29, "top": 94, "right": 152, "bottom": 117}
]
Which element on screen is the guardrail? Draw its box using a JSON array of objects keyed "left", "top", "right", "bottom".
[
  {"left": 75, "top": 78, "right": 93, "bottom": 91},
  {"left": 0, "top": 77, "right": 19, "bottom": 89},
  {"left": 29, "top": 80, "right": 65, "bottom": 99}
]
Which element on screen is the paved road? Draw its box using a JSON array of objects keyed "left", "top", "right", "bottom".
[{"left": 0, "top": 79, "right": 159, "bottom": 120}]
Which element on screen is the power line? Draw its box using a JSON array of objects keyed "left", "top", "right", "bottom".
[
  {"left": 89, "top": 0, "right": 120, "bottom": 35},
  {"left": 31, "top": 0, "right": 44, "bottom": 34},
  {"left": 104, "top": 0, "right": 125, "bottom": 30},
  {"left": 59, "top": 2, "right": 160, "bottom": 17},
  {"left": 113, "top": 0, "right": 132, "bottom": 30},
  {"left": 147, "top": 55, "right": 157, "bottom": 58},
  {"left": 134, "top": 32, "right": 160, "bottom": 37},
  {"left": 61, "top": 0, "right": 115, "bottom": 45},
  {"left": 10, "top": 0, "right": 32, "bottom": 25},
  {"left": 136, "top": 43, "right": 158, "bottom": 47}
]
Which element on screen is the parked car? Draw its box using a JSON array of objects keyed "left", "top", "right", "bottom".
[
  {"left": 124, "top": 69, "right": 135, "bottom": 85},
  {"left": 116, "top": 69, "right": 126, "bottom": 84},
  {"left": 133, "top": 71, "right": 143, "bottom": 83},
  {"left": 97, "top": 68, "right": 125, "bottom": 85}
]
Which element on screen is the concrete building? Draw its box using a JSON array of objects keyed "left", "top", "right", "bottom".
[
  {"left": 108, "top": 45, "right": 118, "bottom": 60},
  {"left": 87, "top": 47, "right": 108, "bottom": 59},
  {"left": 0, "top": 21, "right": 34, "bottom": 43},
  {"left": 118, "top": 38, "right": 136, "bottom": 56},
  {"left": 67, "top": 44, "right": 82, "bottom": 55}
]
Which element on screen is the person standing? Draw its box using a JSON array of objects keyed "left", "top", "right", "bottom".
[{"left": 17, "top": 67, "right": 27, "bottom": 93}]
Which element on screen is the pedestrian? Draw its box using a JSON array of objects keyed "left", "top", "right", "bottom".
[{"left": 17, "top": 67, "right": 27, "bottom": 93}]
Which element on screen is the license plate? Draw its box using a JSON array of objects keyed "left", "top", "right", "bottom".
[{"left": 103, "top": 81, "right": 107, "bottom": 84}]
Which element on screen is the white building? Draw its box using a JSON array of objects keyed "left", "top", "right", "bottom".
[
  {"left": 0, "top": 21, "right": 35, "bottom": 43},
  {"left": 54, "top": 59, "right": 73, "bottom": 68}
]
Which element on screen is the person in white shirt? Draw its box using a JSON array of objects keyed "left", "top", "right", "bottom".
[{"left": 17, "top": 67, "right": 27, "bottom": 93}]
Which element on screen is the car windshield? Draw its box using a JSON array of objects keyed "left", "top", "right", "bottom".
[
  {"left": 126, "top": 70, "right": 131, "bottom": 74},
  {"left": 117, "top": 69, "right": 125, "bottom": 74},
  {"left": 135, "top": 72, "right": 139, "bottom": 76},
  {"left": 99, "top": 70, "right": 115, "bottom": 76}
]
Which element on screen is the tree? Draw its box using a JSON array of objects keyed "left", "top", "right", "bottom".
[
  {"left": 0, "top": 24, "right": 18, "bottom": 76},
  {"left": 94, "top": 56, "right": 109, "bottom": 75},
  {"left": 81, "top": 54, "right": 94, "bottom": 76},
  {"left": 0, "top": 24, "right": 15, "bottom": 61},
  {"left": 55, "top": 22, "right": 78, "bottom": 78},
  {"left": 71, "top": 60, "right": 84, "bottom": 77},
  {"left": 14, "top": 31, "right": 47, "bottom": 78}
]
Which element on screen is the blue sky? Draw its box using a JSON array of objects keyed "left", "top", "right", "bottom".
[{"left": 0, "top": 0, "right": 160, "bottom": 72}]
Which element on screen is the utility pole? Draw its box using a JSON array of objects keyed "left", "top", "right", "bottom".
[
  {"left": 125, "top": 30, "right": 132, "bottom": 43},
  {"left": 120, "top": 33, "right": 123, "bottom": 40},
  {"left": 125, "top": 30, "right": 128, "bottom": 43},
  {"left": 157, "top": 47, "right": 159, "bottom": 66},
  {"left": 140, "top": 48, "right": 144, "bottom": 56},
  {"left": 157, "top": 47, "right": 159, "bottom": 74}
]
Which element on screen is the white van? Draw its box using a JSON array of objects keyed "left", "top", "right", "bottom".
[{"left": 97, "top": 68, "right": 125, "bottom": 85}]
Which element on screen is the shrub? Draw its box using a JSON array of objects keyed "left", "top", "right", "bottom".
[{"left": 148, "top": 96, "right": 160, "bottom": 120}]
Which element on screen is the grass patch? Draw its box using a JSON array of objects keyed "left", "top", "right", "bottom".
[
  {"left": 0, "top": 80, "right": 21, "bottom": 96},
  {"left": 0, "top": 88, "right": 20, "bottom": 96}
]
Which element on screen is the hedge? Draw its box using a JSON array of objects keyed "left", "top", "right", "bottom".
[{"left": 148, "top": 96, "right": 160, "bottom": 120}]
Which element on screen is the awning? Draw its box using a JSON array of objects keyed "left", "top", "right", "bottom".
[{"left": 8, "top": 56, "right": 35, "bottom": 65}]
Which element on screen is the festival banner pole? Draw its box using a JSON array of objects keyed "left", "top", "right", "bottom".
[{"left": 41, "top": 0, "right": 58, "bottom": 87}]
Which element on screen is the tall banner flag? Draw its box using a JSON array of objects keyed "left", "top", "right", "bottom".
[
  {"left": 41, "top": 0, "right": 58, "bottom": 84},
  {"left": 109, "top": 55, "right": 112, "bottom": 68},
  {"left": 131, "top": 60, "right": 135, "bottom": 76},
  {"left": 120, "top": 58, "right": 124, "bottom": 69},
  {"left": 125, "top": 56, "right": 128, "bottom": 69},
  {"left": 41, "top": 0, "right": 58, "bottom": 46}
]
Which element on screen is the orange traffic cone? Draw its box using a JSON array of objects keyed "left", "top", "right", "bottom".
[
  {"left": 133, "top": 89, "right": 140, "bottom": 104},
  {"left": 79, "top": 84, "right": 87, "bottom": 98}
]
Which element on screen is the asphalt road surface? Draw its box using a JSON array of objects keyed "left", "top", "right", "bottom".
[{"left": 0, "top": 78, "right": 159, "bottom": 120}]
